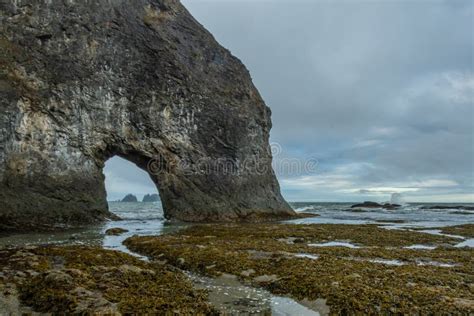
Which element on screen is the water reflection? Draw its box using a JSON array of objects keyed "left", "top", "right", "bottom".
[
  {"left": 187, "top": 272, "right": 322, "bottom": 316},
  {"left": 0, "top": 202, "right": 171, "bottom": 249}
]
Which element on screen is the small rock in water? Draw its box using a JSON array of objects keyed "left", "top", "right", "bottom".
[
  {"left": 350, "top": 201, "right": 400, "bottom": 210},
  {"left": 105, "top": 228, "right": 129, "bottom": 236}
]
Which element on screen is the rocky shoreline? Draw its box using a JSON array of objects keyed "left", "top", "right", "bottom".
[
  {"left": 0, "top": 246, "right": 215, "bottom": 314},
  {"left": 125, "top": 223, "right": 474, "bottom": 314},
  {"left": 1, "top": 223, "right": 473, "bottom": 314}
]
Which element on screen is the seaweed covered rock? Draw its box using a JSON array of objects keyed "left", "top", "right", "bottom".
[
  {"left": 0, "top": 246, "right": 215, "bottom": 314},
  {"left": 0, "top": 0, "right": 293, "bottom": 232},
  {"left": 125, "top": 224, "right": 474, "bottom": 314},
  {"left": 105, "top": 227, "right": 129, "bottom": 236},
  {"left": 439, "top": 224, "right": 474, "bottom": 238}
]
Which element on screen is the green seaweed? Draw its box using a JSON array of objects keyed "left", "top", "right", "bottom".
[
  {"left": 2, "top": 246, "right": 215, "bottom": 314},
  {"left": 440, "top": 224, "right": 474, "bottom": 238},
  {"left": 125, "top": 224, "right": 474, "bottom": 314}
]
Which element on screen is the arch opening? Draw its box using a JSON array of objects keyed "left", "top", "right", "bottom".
[{"left": 104, "top": 156, "right": 164, "bottom": 219}]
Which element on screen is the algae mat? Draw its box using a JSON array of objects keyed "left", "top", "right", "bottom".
[
  {"left": 0, "top": 246, "right": 215, "bottom": 314},
  {"left": 125, "top": 223, "right": 474, "bottom": 314}
]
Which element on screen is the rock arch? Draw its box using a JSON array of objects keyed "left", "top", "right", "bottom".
[{"left": 0, "top": 0, "right": 294, "bottom": 231}]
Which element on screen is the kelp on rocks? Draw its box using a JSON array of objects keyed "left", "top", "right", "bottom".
[
  {"left": 124, "top": 224, "right": 474, "bottom": 315},
  {"left": 0, "top": 246, "right": 215, "bottom": 314},
  {"left": 440, "top": 224, "right": 474, "bottom": 238}
]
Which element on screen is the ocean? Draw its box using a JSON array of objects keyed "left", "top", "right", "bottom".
[{"left": 1, "top": 202, "right": 473, "bottom": 249}]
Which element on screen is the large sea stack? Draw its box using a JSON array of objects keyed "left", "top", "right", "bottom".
[{"left": 0, "top": 0, "right": 294, "bottom": 232}]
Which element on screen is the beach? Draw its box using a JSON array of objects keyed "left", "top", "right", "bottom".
[{"left": 1, "top": 202, "right": 473, "bottom": 314}]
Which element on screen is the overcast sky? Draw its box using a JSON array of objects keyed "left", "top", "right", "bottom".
[{"left": 105, "top": 0, "right": 473, "bottom": 203}]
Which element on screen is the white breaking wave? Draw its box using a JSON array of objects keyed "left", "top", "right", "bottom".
[{"left": 294, "top": 206, "right": 316, "bottom": 212}]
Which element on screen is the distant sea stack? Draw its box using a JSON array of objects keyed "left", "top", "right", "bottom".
[
  {"left": 421, "top": 205, "right": 474, "bottom": 211},
  {"left": 351, "top": 201, "right": 401, "bottom": 210},
  {"left": 0, "top": 0, "right": 294, "bottom": 232},
  {"left": 143, "top": 194, "right": 160, "bottom": 202},
  {"left": 121, "top": 194, "right": 138, "bottom": 203}
]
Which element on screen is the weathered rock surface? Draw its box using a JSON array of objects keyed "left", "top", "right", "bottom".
[{"left": 0, "top": 0, "right": 294, "bottom": 232}]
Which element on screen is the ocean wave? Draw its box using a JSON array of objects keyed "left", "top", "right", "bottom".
[{"left": 294, "top": 206, "right": 317, "bottom": 212}]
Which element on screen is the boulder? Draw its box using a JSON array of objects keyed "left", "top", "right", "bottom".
[
  {"left": 382, "top": 203, "right": 401, "bottom": 210},
  {"left": 105, "top": 228, "right": 129, "bottom": 236}
]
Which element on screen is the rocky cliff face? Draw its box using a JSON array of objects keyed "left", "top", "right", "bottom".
[{"left": 0, "top": 0, "right": 294, "bottom": 231}]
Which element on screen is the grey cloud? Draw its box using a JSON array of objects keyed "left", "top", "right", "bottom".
[
  {"left": 104, "top": 157, "right": 157, "bottom": 201},
  {"left": 105, "top": 0, "right": 473, "bottom": 202}
]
